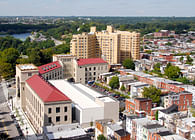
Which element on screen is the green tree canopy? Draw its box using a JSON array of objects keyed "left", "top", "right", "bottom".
[
  {"left": 176, "top": 77, "right": 190, "bottom": 84},
  {"left": 1, "top": 48, "right": 20, "bottom": 67},
  {"left": 97, "top": 134, "right": 107, "bottom": 140},
  {"left": 0, "top": 61, "right": 14, "bottom": 79},
  {"left": 142, "top": 86, "right": 161, "bottom": 104},
  {"left": 186, "top": 55, "right": 193, "bottom": 65},
  {"left": 122, "top": 59, "right": 135, "bottom": 70},
  {"left": 109, "top": 76, "right": 119, "bottom": 89},
  {"left": 155, "top": 110, "right": 159, "bottom": 120},
  {"left": 179, "top": 56, "right": 184, "bottom": 63},
  {"left": 164, "top": 64, "right": 181, "bottom": 79},
  {"left": 153, "top": 63, "right": 161, "bottom": 73},
  {"left": 120, "top": 85, "right": 126, "bottom": 91}
]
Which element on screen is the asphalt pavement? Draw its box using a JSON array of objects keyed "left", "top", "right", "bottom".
[{"left": 0, "top": 82, "right": 23, "bottom": 139}]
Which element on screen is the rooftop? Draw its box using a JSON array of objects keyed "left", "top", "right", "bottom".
[
  {"left": 17, "top": 64, "right": 38, "bottom": 71},
  {"left": 115, "top": 129, "right": 130, "bottom": 137},
  {"left": 157, "top": 131, "right": 172, "bottom": 136},
  {"left": 143, "top": 124, "right": 163, "bottom": 129},
  {"left": 43, "top": 123, "right": 88, "bottom": 140},
  {"left": 77, "top": 58, "right": 107, "bottom": 66},
  {"left": 162, "top": 134, "right": 188, "bottom": 140},
  {"left": 38, "top": 61, "right": 61, "bottom": 74},
  {"left": 160, "top": 104, "right": 178, "bottom": 114},
  {"left": 135, "top": 98, "right": 152, "bottom": 101},
  {"left": 26, "top": 75, "right": 70, "bottom": 103},
  {"left": 107, "top": 124, "right": 122, "bottom": 132},
  {"left": 49, "top": 80, "right": 103, "bottom": 109}
]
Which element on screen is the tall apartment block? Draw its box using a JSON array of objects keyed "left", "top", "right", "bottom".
[{"left": 70, "top": 26, "right": 140, "bottom": 64}]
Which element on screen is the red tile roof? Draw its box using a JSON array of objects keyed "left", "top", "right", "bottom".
[
  {"left": 26, "top": 75, "right": 70, "bottom": 103},
  {"left": 38, "top": 61, "right": 61, "bottom": 74},
  {"left": 77, "top": 58, "right": 107, "bottom": 66}
]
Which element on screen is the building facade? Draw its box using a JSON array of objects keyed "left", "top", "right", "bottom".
[
  {"left": 70, "top": 26, "right": 140, "bottom": 64},
  {"left": 125, "top": 98, "right": 152, "bottom": 117},
  {"left": 38, "top": 61, "right": 64, "bottom": 80},
  {"left": 24, "top": 75, "right": 72, "bottom": 133},
  {"left": 164, "top": 92, "right": 192, "bottom": 111},
  {"left": 16, "top": 64, "right": 39, "bottom": 109},
  {"left": 74, "top": 58, "right": 109, "bottom": 84}
]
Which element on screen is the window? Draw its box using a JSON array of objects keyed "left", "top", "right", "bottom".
[
  {"left": 28, "top": 73, "right": 32, "bottom": 76},
  {"left": 48, "top": 108, "right": 52, "bottom": 114},
  {"left": 94, "top": 72, "right": 96, "bottom": 75},
  {"left": 64, "top": 107, "right": 67, "bottom": 112},
  {"left": 56, "top": 116, "right": 60, "bottom": 122},
  {"left": 56, "top": 107, "right": 60, "bottom": 113},
  {"left": 64, "top": 115, "right": 67, "bottom": 121},
  {"left": 89, "top": 67, "right": 91, "bottom": 71},
  {"left": 48, "top": 117, "right": 52, "bottom": 123},
  {"left": 94, "top": 67, "right": 96, "bottom": 70}
]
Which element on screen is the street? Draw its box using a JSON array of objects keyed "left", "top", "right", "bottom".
[{"left": 0, "top": 83, "right": 22, "bottom": 139}]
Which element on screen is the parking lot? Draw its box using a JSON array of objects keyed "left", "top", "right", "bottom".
[{"left": 88, "top": 83, "right": 127, "bottom": 120}]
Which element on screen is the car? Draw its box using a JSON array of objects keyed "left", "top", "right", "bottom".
[{"left": 86, "top": 128, "right": 94, "bottom": 133}]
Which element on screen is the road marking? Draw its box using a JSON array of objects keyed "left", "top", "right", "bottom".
[{"left": 1, "top": 119, "right": 9, "bottom": 136}]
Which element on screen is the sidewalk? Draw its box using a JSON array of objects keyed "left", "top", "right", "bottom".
[{"left": 8, "top": 97, "right": 39, "bottom": 140}]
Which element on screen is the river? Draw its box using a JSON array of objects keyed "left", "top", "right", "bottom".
[{"left": 0, "top": 33, "right": 31, "bottom": 41}]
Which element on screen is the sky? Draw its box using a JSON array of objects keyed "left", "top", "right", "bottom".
[{"left": 0, "top": 0, "right": 195, "bottom": 17}]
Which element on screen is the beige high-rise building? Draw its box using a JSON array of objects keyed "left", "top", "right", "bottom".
[
  {"left": 70, "top": 26, "right": 140, "bottom": 64},
  {"left": 70, "top": 33, "right": 96, "bottom": 59}
]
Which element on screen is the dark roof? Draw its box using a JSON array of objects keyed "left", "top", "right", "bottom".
[
  {"left": 64, "top": 135, "right": 91, "bottom": 140},
  {"left": 157, "top": 131, "right": 172, "bottom": 136},
  {"left": 115, "top": 129, "right": 130, "bottom": 137},
  {"left": 126, "top": 114, "right": 143, "bottom": 119},
  {"left": 135, "top": 98, "right": 152, "bottom": 101},
  {"left": 143, "top": 124, "right": 163, "bottom": 129},
  {"left": 160, "top": 104, "right": 178, "bottom": 114},
  {"left": 159, "top": 117, "right": 166, "bottom": 121}
]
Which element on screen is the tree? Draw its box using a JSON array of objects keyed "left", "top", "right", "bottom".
[
  {"left": 176, "top": 77, "right": 190, "bottom": 84},
  {"left": 1, "top": 48, "right": 20, "bottom": 67},
  {"left": 192, "top": 80, "right": 195, "bottom": 86},
  {"left": 0, "top": 61, "right": 14, "bottom": 79},
  {"left": 190, "top": 108, "right": 195, "bottom": 117},
  {"left": 122, "top": 59, "right": 135, "bottom": 70},
  {"left": 120, "top": 85, "right": 126, "bottom": 91},
  {"left": 109, "top": 76, "right": 119, "bottom": 89},
  {"left": 155, "top": 110, "right": 159, "bottom": 120},
  {"left": 97, "top": 134, "right": 107, "bottom": 140},
  {"left": 165, "top": 42, "right": 172, "bottom": 46},
  {"left": 179, "top": 56, "right": 184, "bottom": 63},
  {"left": 27, "top": 48, "right": 42, "bottom": 66},
  {"left": 186, "top": 55, "right": 193, "bottom": 65},
  {"left": 142, "top": 86, "right": 161, "bottom": 104},
  {"left": 164, "top": 64, "right": 181, "bottom": 79},
  {"left": 0, "top": 132, "right": 9, "bottom": 140},
  {"left": 153, "top": 63, "right": 161, "bottom": 73}
]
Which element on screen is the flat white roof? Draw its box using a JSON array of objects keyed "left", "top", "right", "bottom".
[
  {"left": 49, "top": 80, "right": 102, "bottom": 109},
  {"left": 74, "top": 84, "right": 102, "bottom": 98},
  {"left": 162, "top": 134, "right": 187, "bottom": 140},
  {"left": 44, "top": 123, "right": 86, "bottom": 139},
  {"left": 17, "top": 64, "right": 37, "bottom": 70},
  {"left": 99, "top": 96, "right": 115, "bottom": 102}
]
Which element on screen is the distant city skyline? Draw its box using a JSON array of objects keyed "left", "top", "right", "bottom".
[{"left": 0, "top": 0, "right": 195, "bottom": 17}]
